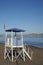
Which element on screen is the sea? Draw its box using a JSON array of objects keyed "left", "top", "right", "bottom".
[{"left": 0, "top": 36, "right": 43, "bottom": 48}]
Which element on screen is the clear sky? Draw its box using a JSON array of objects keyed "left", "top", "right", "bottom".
[{"left": 0, "top": 0, "right": 43, "bottom": 34}]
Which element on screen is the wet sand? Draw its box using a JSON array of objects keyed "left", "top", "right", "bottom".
[{"left": 0, "top": 43, "right": 43, "bottom": 65}]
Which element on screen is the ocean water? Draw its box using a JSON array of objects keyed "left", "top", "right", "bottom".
[
  {"left": 24, "top": 36, "right": 43, "bottom": 48},
  {"left": 0, "top": 36, "right": 43, "bottom": 48}
]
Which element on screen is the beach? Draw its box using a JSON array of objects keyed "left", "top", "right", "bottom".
[{"left": 0, "top": 43, "right": 43, "bottom": 65}]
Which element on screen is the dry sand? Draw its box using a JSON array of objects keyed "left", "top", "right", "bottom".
[{"left": 0, "top": 43, "right": 43, "bottom": 65}]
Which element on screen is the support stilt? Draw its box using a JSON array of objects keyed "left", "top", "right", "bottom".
[
  {"left": 23, "top": 48, "right": 25, "bottom": 61},
  {"left": 4, "top": 47, "right": 6, "bottom": 59},
  {"left": 11, "top": 47, "right": 13, "bottom": 62}
]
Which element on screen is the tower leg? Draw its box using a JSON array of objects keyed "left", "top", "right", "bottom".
[
  {"left": 4, "top": 47, "right": 6, "bottom": 59},
  {"left": 11, "top": 47, "right": 13, "bottom": 62},
  {"left": 23, "top": 49, "right": 25, "bottom": 61}
]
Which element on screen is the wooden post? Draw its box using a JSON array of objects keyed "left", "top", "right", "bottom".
[
  {"left": 21, "top": 32, "right": 23, "bottom": 47},
  {"left": 4, "top": 32, "right": 7, "bottom": 59},
  {"left": 11, "top": 31, "right": 13, "bottom": 62},
  {"left": 13, "top": 32, "right": 16, "bottom": 58},
  {"left": 23, "top": 48, "right": 25, "bottom": 61},
  {"left": 11, "top": 47, "right": 13, "bottom": 62},
  {"left": 21, "top": 32, "right": 25, "bottom": 61}
]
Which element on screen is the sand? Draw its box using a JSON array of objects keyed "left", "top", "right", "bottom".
[{"left": 0, "top": 43, "right": 43, "bottom": 65}]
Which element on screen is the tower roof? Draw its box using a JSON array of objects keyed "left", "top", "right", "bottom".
[{"left": 5, "top": 28, "right": 25, "bottom": 32}]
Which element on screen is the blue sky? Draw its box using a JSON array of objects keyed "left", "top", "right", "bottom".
[{"left": 0, "top": 0, "right": 43, "bottom": 34}]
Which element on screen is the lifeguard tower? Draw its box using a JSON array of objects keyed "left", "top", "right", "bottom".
[{"left": 4, "top": 28, "right": 32, "bottom": 62}]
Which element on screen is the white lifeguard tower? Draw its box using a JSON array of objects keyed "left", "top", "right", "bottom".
[{"left": 4, "top": 28, "right": 32, "bottom": 62}]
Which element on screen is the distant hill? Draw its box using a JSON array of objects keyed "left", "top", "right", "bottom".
[
  {"left": 24, "top": 33, "right": 43, "bottom": 37},
  {"left": 0, "top": 33, "right": 43, "bottom": 37}
]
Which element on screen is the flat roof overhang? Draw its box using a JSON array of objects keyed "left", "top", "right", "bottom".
[{"left": 5, "top": 28, "right": 25, "bottom": 32}]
